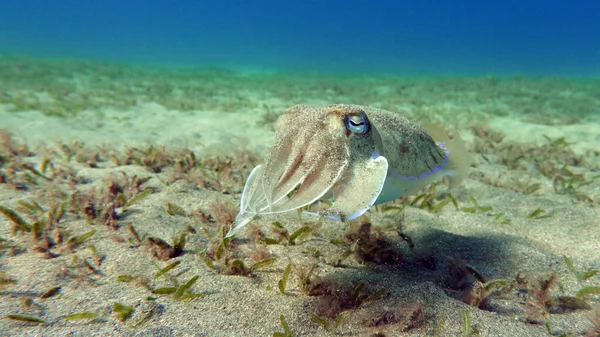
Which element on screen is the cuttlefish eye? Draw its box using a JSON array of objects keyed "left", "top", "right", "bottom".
[{"left": 344, "top": 113, "right": 370, "bottom": 135}]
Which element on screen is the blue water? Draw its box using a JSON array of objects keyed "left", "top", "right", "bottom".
[{"left": 0, "top": 0, "right": 598, "bottom": 76}]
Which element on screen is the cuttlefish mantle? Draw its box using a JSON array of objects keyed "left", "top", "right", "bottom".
[{"left": 226, "top": 104, "right": 469, "bottom": 237}]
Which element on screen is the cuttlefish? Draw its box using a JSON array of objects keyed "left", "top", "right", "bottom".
[{"left": 226, "top": 104, "right": 469, "bottom": 238}]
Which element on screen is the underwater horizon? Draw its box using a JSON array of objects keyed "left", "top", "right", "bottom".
[{"left": 0, "top": 0, "right": 599, "bottom": 77}]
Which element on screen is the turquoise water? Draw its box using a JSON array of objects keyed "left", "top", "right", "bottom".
[{"left": 0, "top": 0, "right": 598, "bottom": 77}]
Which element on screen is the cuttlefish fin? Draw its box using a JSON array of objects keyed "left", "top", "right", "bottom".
[
  {"left": 421, "top": 124, "right": 470, "bottom": 188},
  {"left": 308, "top": 153, "right": 388, "bottom": 222},
  {"left": 228, "top": 151, "right": 348, "bottom": 238}
]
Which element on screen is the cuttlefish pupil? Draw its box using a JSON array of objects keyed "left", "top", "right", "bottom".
[{"left": 344, "top": 113, "right": 369, "bottom": 135}]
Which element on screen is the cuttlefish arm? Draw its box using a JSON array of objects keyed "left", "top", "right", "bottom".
[
  {"left": 305, "top": 150, "right": 388, "bottom": 222},
  {"left": 230, "top": 152, "right": 348, "bottom": 237},
  {"left": 227, "top": 105, "right": 355, "bottom": 237}
]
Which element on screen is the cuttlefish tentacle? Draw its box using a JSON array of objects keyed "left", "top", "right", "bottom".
[
  {"left": 269, "top": 140, "right": 331, "bottom": 207},
  {"left": 307, "top": 149, "right": 388, "bottom": 222},
  {"left": 274, "top": 153, "right": 348, "bottom": 211},
  {"left": 256, "top": 107, "right": 326, "bottom": 208},
  {"left": 227, "top": 104, "right": 470, "bottom": 238},
  {"left": 262, "top": 114, "right": 350, "bottom": 211},
  {"left": 228, "top": 106, "right": 353, "bottom": 237},
  {"left": 239, "top": 130, "right": 313, "bottom": 216},
  {"left": 239, "top": 164, "right": 262, "bottom": 215}
]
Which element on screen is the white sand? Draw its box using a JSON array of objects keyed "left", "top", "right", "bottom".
[
  {"left": 1, "top": 102, "right": 275, "bottom": 157},
  {"left": 1, "top": 97, "right": 599, "bottom": 337}
]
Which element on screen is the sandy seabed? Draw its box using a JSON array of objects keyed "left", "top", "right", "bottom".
[{"left": 0, "top": 57, "right": 599, "bottom": 337}]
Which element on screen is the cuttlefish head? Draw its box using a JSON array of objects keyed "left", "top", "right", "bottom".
[{"left": 227, "top": 104, "right": 389, "bottom": 237}]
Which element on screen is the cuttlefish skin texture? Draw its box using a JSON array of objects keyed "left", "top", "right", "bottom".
[{"left": 227, "top": 104, "right": 469, "bottom": 237}]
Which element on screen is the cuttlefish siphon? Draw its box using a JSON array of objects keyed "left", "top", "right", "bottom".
[{"left": 226, "top": 104, "right": 470, "bottom": 238}]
